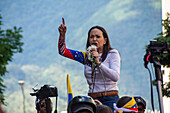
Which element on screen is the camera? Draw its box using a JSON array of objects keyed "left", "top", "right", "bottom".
[
  {"left": 30, "top": 84, "right": 58, "bottom": 100},
  {"left": 147, "top": 40, "right": 169, "bottom": 55}
]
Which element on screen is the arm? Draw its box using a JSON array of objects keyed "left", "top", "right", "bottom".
[
  {"left": 99, "top": 50, "right": 121, "bottom": 82},
  {"left": 94, "top": 99, "right": 103, "bottom": 105},
  {"left": 58, "top": 37, "right": 86, "bottom": 64},
  {"left": 58, "top": 18, "right": 85, "bottom": 64}
]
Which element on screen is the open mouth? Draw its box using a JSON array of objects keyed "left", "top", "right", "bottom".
[{"left": 92, "top": 43, "right": 97, "bottom": 46}]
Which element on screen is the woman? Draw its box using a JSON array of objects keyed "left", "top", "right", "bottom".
[{"left": 58, "top": 18, "right": 121, "bottom": 111}]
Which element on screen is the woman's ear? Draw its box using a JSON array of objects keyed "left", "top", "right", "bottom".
[{"left": 104, "top": 38, "right": 107, "bottom": 44}]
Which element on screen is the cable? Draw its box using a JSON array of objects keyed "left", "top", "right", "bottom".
[
  {"left": 150, "top": 64, "right": 155, "bottom": 80},
  {"left": 91, "top": 59, "right": 106, "bottom": 94},
  {"left": 146, "top": 66, "right": 155, "bottom": 112},
  {"left": 144, "top": 51, "right": 155, "bottom": 111},
  {"left": 97, "top": 66, "right": 106, "bottom": 94},
  {"left": 92, "top": 70, "right": 96, "bottom": 94}
]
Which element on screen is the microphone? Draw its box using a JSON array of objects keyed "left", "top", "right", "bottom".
[
  {"left": 86, "top": 45, "right": 99, "bottom": 69},
  {"left": 91, "top": 45, "right": 99, "bottom": 69}
]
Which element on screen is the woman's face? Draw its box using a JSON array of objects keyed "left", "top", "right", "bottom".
[{"left": 89, "top": 28, "right": 107, "bottom": 53}]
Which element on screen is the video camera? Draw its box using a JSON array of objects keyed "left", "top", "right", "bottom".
[
  {"left": 30, "top": 84, "right": 58, "bottom": 100},
  {"left": 144, "top": 40, "right": 169, "bottom": 113},
  {"left": 147, "top": 40, "right": 169, "bottom": 56},
  {"left": 144, "top": 40, "right": 170, "bottom": 67}
]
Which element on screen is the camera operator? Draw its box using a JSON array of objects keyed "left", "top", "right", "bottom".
[
  {"left": 35, "top": 97, "right": 53, "bottom": 113},
  {"left": 30, "top": 85, "right": 58, "bottom": 113}
]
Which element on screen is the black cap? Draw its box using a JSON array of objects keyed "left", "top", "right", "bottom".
[
  {"left": 134, "top": 96, "right": 146, "bottom": 109},
  {"left": 67, "top": 96, "right": 96, "bottom": 113}
]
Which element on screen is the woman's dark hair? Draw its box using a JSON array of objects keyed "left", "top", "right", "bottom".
[{"left": 86, "top": 26, "right": 113, "bottom": 62}]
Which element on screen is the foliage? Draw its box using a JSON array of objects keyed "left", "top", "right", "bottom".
[
  {"left": 155, "top": 14, "right": 170, "bottom": 97},
  {"left": 162, "top": 75, "right": 170, "bottom": 97},
  {"left": 0, "top": 13, "right": 24, "bottom": 104},
  {"left": 153, "top": 13, "right": 170, "bottom": 67},
  {"left": 147, "top": 13, "right": 170, "bottom": 97}
]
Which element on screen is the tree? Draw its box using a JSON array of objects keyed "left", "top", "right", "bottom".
[
  {"left": 146, "top": 13, "right": 170, "bottom": 97},
  {"left": 0, "top": 13, "right": 24, "bottom": 104},
  {"left": 153, "top": 13, "right": 170, "bottom": 68}
]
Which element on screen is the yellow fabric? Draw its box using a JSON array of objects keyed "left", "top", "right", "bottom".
[
  {"left": 67, "top": 74, "right": 73, "bottom": 94},
  {"left": 123, "top": 97, "right": 136, "bottom": 108},
  {"left": 80, "top": 51, "right": 86, "bottom": 59}
]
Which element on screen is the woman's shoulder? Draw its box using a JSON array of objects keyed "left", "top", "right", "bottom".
[
  {"left": 108, "top": 49, "right": 119, "bottom": 54},
  {"left": 108, "top": 49, "right": 121, "bottom": 59}
]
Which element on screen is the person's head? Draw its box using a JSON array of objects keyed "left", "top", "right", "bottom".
[
  {"left": 114, "top": 96, "right": 138, "bottom": 113},
  {"left": 86, "top": 26, "right": 112, "bottom": 61},
  {"left": 134, "top": 97, "right": 146, "bottom": 113},
  {"left": 67, "top": 96, "right": 96, "bottom": 113},
  {"left": 96, "top": 105, "right": 113, "bottom": 113},
  {"left": 36, "top": 98, "right": 53, "bottom": 113}
]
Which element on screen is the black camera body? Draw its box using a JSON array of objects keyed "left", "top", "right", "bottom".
[
  {"left": 30, "top": 85, "right": 58, "bottom": 100},
  {"left": 147, "top": 40, "right": 169, "bottom": 55}
]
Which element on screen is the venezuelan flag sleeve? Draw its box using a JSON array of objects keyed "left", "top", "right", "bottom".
[
  {"left": 58, "top": 37, "right": 86, "bottom": 64},
  {"left": 67, "top": 74, "right": 74, "bottom": 104}
]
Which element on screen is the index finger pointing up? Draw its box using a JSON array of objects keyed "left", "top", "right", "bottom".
[{"left": 62, "top": 17, "right": 65, "bottom": 25}]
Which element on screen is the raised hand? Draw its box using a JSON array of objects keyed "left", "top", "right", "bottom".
[{"left": 58, "top": 17, "right": 67, "bottom": 38}]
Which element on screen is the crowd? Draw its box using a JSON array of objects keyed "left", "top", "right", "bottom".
[{"left": 33, "top": 95, "right": 146, "bottom": 113}]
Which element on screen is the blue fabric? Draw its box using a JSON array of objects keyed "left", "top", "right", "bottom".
[
  {"left": 95, "top": 95, "right": 119, "bottom": 112},
  {"left": 68, "top": 49, "right": 85, "bottom": 64}
]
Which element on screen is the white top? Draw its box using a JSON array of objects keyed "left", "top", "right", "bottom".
[{"left": 84, "top": 49, "right": 121, "bottom": 93}]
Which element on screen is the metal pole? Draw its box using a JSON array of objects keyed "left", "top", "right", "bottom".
[
  {"left": 18, "top": 81, "right": 26, "bottom": 113},
  {"left": 21, "top": 85, "right": 26, "bottom": 113},
  {"left": 157, "top": 81, "right": 164, "bottom": 113}
]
